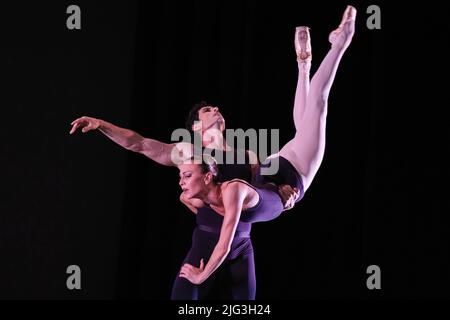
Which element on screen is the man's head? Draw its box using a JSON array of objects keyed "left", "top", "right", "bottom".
[{"left": 185, "top": 101, "right": 225, "bottom": 133}]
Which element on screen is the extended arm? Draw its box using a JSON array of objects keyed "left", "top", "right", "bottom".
[{"left": 69, "top": 116, "right": 177, "bottom": 166}]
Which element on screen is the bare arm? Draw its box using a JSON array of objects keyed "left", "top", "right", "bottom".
[
  {"left": 128, "top": 136, "right": 176, "bottom": 166},
  {"left": 98, "top": 119, "right": 143, "bottom": 149},
  {"left": 199, "top": 185, "right": 243, "bottom": 281},
  {"left": 179, "top": 193, "right": 205, "bottom": 214},
  {"left": 69, "top": 116, "right": 177, "bottom": 166},
  {"left": 180, "top": 182, "right": 248, "bottom": 284}
]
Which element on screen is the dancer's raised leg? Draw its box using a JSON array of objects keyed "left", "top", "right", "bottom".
[
  {"left": 293, "top": 26, "right": 312, "bottom": 126},
  {"left": 279, "top": 6, "right": 357, "bottom": 191}
]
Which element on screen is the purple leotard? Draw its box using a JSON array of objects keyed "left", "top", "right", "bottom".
[{"left": 171, "top": 206, "right": 256, "bottom": 299}]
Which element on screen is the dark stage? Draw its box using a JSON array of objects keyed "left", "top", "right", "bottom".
[{"left": 1, "top": 0, "right": 449, "bottom": 305}]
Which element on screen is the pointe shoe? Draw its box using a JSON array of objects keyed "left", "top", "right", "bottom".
[
  {"left": 294, "top": 26, "right": 312, "bottom": 72},
  {"left": 328, "top": 5, "right": 357, "bottom": 49}
]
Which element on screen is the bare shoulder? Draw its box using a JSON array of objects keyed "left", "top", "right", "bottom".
[
  {"left": 174, "top": 141, "right": 193, "bottom": 151},
  {"left": 173, "top": 142, "right": 194, "bottom": 162},
  {"left": 222, "top": 179, "right": 249, "bottom": 191},
  {"left": 221, "top": 180, "right": 259, "bottom": 210},
  {"left": 221, "top": 179, "right": 255, "bottom": 199}
]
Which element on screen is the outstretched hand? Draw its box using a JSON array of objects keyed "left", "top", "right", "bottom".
[
  {"left": 69, "top": 116, "right": 101, "bottom": 134},
  {"left": 278, "top": 184, "right": 300, "bottom": 211},
  {"left": 179, "top": 259, "right": 205, "bottom": 284}
]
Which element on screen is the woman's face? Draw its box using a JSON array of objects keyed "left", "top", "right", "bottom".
[
  {"left": 178, "top": 163, "right": 208, "bottom": 199},
  {"left": 197, "top": 106, "right": 225, "bottom": 131}
]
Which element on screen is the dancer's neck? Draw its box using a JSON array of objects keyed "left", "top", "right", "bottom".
[
  {"left": 201, "top": 127, "right": 233, "bottom": 151},
  {"left": 202, "top": 184, "right": 223, "bottom": 208}
]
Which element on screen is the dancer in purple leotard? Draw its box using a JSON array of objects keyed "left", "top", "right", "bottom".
[{"left": 171, "top": 155, "right": 300, "bottom": 299}]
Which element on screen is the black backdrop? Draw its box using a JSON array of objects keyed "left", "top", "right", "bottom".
[{"left": 2, "top": 0, "right": 449, "bottom": 300}]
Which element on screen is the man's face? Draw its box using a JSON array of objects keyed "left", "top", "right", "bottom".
[{"left": 195, "top": 106, "right": 225, "bottom": 132}]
